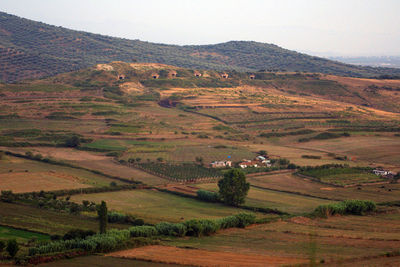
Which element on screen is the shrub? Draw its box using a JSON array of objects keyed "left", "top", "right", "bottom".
[
  {"left": 155, "top": 222, "right": 187, "bottom": 237},
  {"left": 313, "top": 200, "right": 376, "bottom": 217},
  {"left": 184, "top": 219, "right": 205, "bottom": 237},
  {"left": 0, "top": 240, "right": 5, "bottom": 252},
  {"left": 200, "top": 220, "right": 219, "bottom": 236},
  {"left": 63, "top": 229, "right": 96, "bottom": 241},
  {"left": 129, "top": 226, "right": 158, "bottom": 237},
  {"left": 217, "top": 215, "right": 240, "bottom": 229},
  {"left": 234, "top": 213, "right": 256, "bottom": 228},
  {"left": 0, "top": 190, "right": 15, "bottom": 203},
  {"left": 7, "top": 239, "right": 19, "bottom": 258},
  {"left": 197, "top": 190, "right": 219, "bottom": 202}
]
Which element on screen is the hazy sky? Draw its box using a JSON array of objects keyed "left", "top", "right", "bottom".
[{"left": 1, "top": 0, "right": 399, "bottom": 56}]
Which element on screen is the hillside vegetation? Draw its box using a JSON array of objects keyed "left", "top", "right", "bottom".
[{"left": 1, "top": 12, "right": 400, "bottom": 83}]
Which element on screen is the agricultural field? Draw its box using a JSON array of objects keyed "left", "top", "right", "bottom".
[
  {"left": 0, "top": 155, "right": 127, "bottom": 192},
  {"left": 0, "top": 62, "right": 400, "bottom": 266},
  {"left": 41, "top": 255, "right": 185, "bottom": 267},
  {"left": 0, "top": 226, "right": 49, "bottom": 242},
  {"left": 196, "top": 183, "right": 335, "bottom": 214},
  {"left": 292, "top": 135, "right": 400, "bottom": 170},
  {"left": 164, "top": 208, "right": 400, "bottom": 266},
  {"left": 298, "top": 166, "right": 385, "bottom": 186},
  {"left": 1, "top": 147, "right": 166, "bottom": 185},
  {"left": 0, "top": 202, "right": 127, "bottom": 235},
  {"left": 247, "top": 172, "right": 400, "bottom": 203},
  {"left": 70, "top": 189, "right": 272, "bottom": 224},
  {"left": 136, "top": 163, "right": 222, "bottom": 181}
]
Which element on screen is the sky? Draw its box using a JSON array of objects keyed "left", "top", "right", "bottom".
[{"left": 1, "top": 0, "right": 399, "bottom": 57}]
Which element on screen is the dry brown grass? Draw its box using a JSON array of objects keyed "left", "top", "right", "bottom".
[{"left": 0, "top": 171, "right": 91, "bottom": 193}]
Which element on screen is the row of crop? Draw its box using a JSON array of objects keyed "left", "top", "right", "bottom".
[
  {"left": 136, "top": 163, "right": 222, "bottom": 181},
  {"left": 28, "top": 213, "right": 256, "bottom": 256}
]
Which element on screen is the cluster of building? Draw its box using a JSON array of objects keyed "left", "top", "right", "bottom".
[
  {"left": 238, "top": 156, "right": 271, "bottom": 169},
  {"left": 210, "top": 155, "right": 271, "bottom": 169},
  {"left": 373, "top": 168, "right": 396, "bottom": 178}
]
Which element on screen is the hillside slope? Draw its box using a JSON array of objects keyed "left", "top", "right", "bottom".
[{"left": 1, "top": 11, "right": 400, "bottom": 83}]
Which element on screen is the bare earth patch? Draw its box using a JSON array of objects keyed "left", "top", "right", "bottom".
[{"left": 106, "top": 245, "right": 307, "bottom": 267}]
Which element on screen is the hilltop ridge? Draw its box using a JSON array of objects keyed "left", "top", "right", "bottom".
[{"left": 1, "top": 11, "right": 400, "bottom": 83}]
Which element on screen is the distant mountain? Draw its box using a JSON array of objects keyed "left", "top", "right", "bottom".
[
  {"left": 1, "top": 11, "right": 400, "bottom": 83},
  {"left": 330, "top": 56, "right": 400, "bottom": 69}
]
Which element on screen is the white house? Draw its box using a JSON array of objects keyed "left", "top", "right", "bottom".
[{"left": 210, "top": 161, "right": 232, "bottom": 168}]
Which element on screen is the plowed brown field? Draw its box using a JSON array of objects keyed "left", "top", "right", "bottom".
[{"left": 106, "top": 245, "right": 308, "bottom": 267}]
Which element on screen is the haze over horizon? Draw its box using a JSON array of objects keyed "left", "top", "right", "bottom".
[{"left": 1, "top": 0, "right": 399, "bottom": 57}]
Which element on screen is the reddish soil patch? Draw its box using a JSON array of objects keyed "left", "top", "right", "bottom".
[{"left": 106, "top": 245, "right": 307, "bottom": 267}]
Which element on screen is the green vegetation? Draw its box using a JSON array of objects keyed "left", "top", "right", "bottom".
[
  {"left": 299, "top": 132, "right": 350, "bottom": 142},
  {"left": 28, "top": 213, "right": 256, "bottom": 257},
  {"left": 97, "top": 201, "right": 108, "bottom": 234},
  {"left": 196, "top": 190, "right": 220, "bottom": 203},
  {"left": 313, "top": 200, "right": 376, "bottom": 217},
  {"left": 6, "top": 239, "right": 19, "bottom": 258},
  {"left": 0, "top": 226, "right": 49, "bottom": 242},
  {"left": 218, "top": 169, "right": 250, "bottom": 206}
]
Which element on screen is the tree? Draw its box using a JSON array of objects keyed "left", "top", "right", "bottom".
[
  {"left": 65, "top": 135, "right": 81, "bottom": 148},
  {"left": 218, "top": 169, "right": 250, "bottom": 206},
  {"left": 0, "top": 240, "right": 5, "bottom": 252},
  {"left": 6, "top": 239, "right": 19, "bottom": 258},
  {"left": 257, "top": 150, "right": 267, "bottom": 156},
  {"left": 97, "top": 201, "right": 108, "bottom": 234}
]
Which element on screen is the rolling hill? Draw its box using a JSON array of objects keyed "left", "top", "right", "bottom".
[{"left": 1, "top": 11, "right": 400, "bottom": 83}]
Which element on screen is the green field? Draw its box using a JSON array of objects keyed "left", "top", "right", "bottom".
[
  {"left": 0, "top": 202, "right": 127, "bottom": 235},
  {"left": 196, "top": 183, "right": 334, "bottom": 214},
  {"left": 299, "top": 167, "right": 385, "bottom": 186},
  {"left": 0, "top": 225, "right": 49, "bottom": 242},
  {"left": 70, "top": 189, "right": 267, "bottom": 224}
]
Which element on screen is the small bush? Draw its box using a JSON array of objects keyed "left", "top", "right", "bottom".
[
  {"left": 0, "top": 240, "right": 5, "bottom": 252},
  {"left": 129, "top": 226, "right": 158, "bottom": 237},
  {"left": 184, "top": 219, "right": 205, "bottom": 237},
  {"left": 155, "top": 222, "right": 187, "bottom": 237},
  {"left": 63, "top": 229, "right": 96, "bottom": 240},
  {"left": 197, "top": 190, "right": 220, "bottom": 202},
  {"left": 7, "top": 239, "right": 19, "bottom": 258}
]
